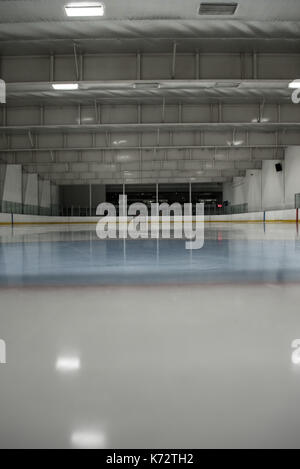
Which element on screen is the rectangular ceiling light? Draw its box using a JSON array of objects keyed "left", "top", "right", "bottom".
[
  {"left": 65, "top": 2, "right": 104, "bottom": 17},
  {"left": 199, "top": 2, "right": 238, "bottom": 15},
  {"left": 133, "top": 83, "right": 160, "bottom": 90},
  {"left": 289, "top": 80, "right": 300, "bottom": 89},
  {"left": 52, "top": 83, "right": 79, "bottom": 90},
  {"left": 215, "top": 81, "right": 240, "bottom": 88}
]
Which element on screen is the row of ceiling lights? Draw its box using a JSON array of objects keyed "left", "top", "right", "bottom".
[
  {"left": 56, "top": 4, "right": 300, "bottom": 93},
  {"left": 51, "top": 80, "right": 300, "bottom": 92},
  {"left": 63, "top": 2, "right": 240, "bottom": 18}
]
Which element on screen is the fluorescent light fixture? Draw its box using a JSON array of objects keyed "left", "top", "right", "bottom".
[
  {"left": 65, "top": 2, "right": 104, "bottom": 17},
  {"left": 133, "top": 82, "right": 160, "bottom": 90},
  {"left": 56, "top": 356, "right": 81, "bottom": 372},
  {"left": 289, "top": 80, "right": 300, "bottom": 89},
  {"left": 215, "top": 81, "right": 240, "bottom": 88},
  {"left": 52, "top": 83, "right": 79, "bottom": 91}
]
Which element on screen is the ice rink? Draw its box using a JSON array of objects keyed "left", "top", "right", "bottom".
[{"left": 0, "top": 223, "right": 300, "bottom": 448}]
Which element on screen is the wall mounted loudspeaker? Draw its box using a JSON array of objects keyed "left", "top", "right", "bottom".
[{"left": 275, "top": 163, "right": 283, "bottom": 172}]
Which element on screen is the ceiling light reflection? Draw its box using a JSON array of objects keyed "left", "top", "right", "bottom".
[
  {"left": 71, "top": 430, "right": 107, "bottom": 449},
  {"left": 56, "top": 356, "right": 81, "bottom": 372},
  {"left": 291, "top": 339, "right": 300, "bottom": 365}
]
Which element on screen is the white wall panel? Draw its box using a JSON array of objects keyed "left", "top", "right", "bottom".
[
  {"left": 261, "top": 160, "right": 285, "bottom": 210},
  {"left": 23, "top": 173, "right": 38, "bottom": 206},
  {"left": 285, "top": 146, "right": 300, "bottom": 208},
  {"left": 2, "top": 165, "right": 22, "bottom": 203},
  {"left": 39, "top": 180, "right": 51, "bottom": 208}
]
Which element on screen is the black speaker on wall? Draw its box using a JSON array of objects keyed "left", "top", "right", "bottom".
[{"left": 275, "top": 163, "right": 283, "bottom": 172}]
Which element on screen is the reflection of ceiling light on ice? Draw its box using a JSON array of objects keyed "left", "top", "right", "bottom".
[
  {"left": 291, "top": 339, "right": 300, "bottom": 365},
  {"left": 292, "top": 349, "right": 300, "bottom": 365},
  {"left": 56, "top": 356, "right": 81, "bottom": 372},
  {"left": 71, "top": 431, "right": 107, "bottom": 449}
]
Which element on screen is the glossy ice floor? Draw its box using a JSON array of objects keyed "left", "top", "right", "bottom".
[{"left": 0, "top": 223, "right": 300, "bottom": 448}]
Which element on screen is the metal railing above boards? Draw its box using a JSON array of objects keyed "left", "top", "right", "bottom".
[{"left": 0, "top": 201, "right": 60, "bottom": 216}]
